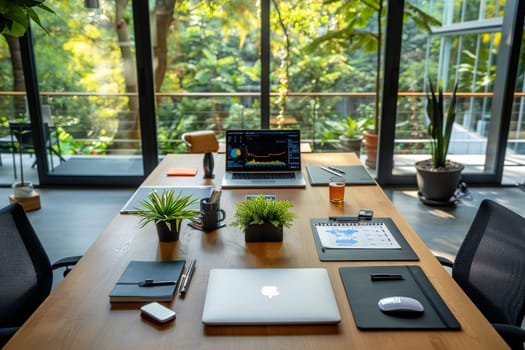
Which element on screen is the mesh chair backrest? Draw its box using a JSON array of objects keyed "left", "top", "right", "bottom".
[
  {"left": 453, "top": 199, "right": 525, "bottom": 326},
  {"left": 0, "top": 203, "right": 52, "bottom": 327}
]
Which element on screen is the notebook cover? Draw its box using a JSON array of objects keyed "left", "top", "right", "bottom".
[
  {"left": 305, "top": 165, "right": 375, "bottom": 185},
  {"left": 339, "top": 265, "right": 460, "bottom": 330},
  {"left": 310, "top": 218, "right": 419, "bottom": 261},
  {"left": 167, "top": 167, "right": 198, "bottom": 176},
  {"left": 109, "top": 260, "right": 185, "bottom": 303}
]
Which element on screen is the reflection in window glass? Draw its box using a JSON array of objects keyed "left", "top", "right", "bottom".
[{"left": 393, "top": 0, "right": 517, "bottom": 178}]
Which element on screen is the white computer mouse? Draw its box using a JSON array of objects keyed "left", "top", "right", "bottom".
[{"left": 377, "top": 296, "right": 424, "bottom": 316}]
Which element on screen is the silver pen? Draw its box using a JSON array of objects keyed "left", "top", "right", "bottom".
[
  {"left": 327, "top": 166, "right": 345, "bottom": 175},
  {"left": 320, "top": 166, "right": 344, "bottom": 177},
  {"left": 180, "top": 259, "right": 196, "bottom": 295}
]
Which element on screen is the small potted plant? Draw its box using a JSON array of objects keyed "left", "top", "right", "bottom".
[
  {"left": 231, "top": 195, "right": 297, "bottom": 242},
  {"left": 131, "top": 189, "right": 199, "bottom": 242},
  {"left": 415, "top": 79, "right": 463, "bottom": 204},
  {"left": 323, "top": 115, "right": 373, "bottom": 156}
]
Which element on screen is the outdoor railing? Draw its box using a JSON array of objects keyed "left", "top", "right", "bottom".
[{"left": 1, "top": 91, "right": 524, "bottom": 156}]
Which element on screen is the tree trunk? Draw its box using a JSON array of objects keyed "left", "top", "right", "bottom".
[
  {"left": 5, "top": 35, "right": 26, "bottom": 116},
  {"left": 152, "top": 0, "right": 177, "bottom": 94},
  {"left": 109, "top": 0, "right": 177, "bottom": 153},
  {"left": 109, "top": 0, "right": 141, "bottom": 153}
]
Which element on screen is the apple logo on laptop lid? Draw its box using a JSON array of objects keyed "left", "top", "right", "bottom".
[{"left": 261, "top": 285, "right": 280, "bottom": 299}]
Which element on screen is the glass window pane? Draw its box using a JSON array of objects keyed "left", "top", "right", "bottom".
[
  {"left": 155, "top": 0, "right": 260, "bottom": 155},
  {"left": 32, "top": 0, "right": 144, "bottom": 177},
  {"left": 393, "top": 0, "right": 515, "bottom": 181},
  {"left": 0, "top": 35, "right": 22, "bottom": 185},
  {"left": 270, "top": 0, "right": 376, "bottom": 156},
  {"left": 506, "top": 32, "right": 525, "bottom": 185}
]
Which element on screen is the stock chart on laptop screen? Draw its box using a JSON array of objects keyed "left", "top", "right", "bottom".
[{"left": 226, "top": 130, "right": 301, "bottom": 172}]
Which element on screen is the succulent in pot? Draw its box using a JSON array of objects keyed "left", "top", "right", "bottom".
[
  {"left": 131, "top": 189, "right": 199, "bottom": 242},
  {"left": 415, "top": 79, "right": 463, "bottom": 204}
]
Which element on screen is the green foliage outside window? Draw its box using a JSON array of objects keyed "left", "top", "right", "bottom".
[{"left": 0, "top": 1, "right": 510, "bottom": 158}]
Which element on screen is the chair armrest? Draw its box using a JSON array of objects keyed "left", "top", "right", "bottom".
[
  {"left": 0, "top": 327, "right": 19, "bottom": 347},
  {"left": 435, "top": 255, "right": 454, "bottom": 268},
  {"left": 492, "top": 323, "right": 525, "bottom": 348},
  {"left": 51, "top": 255, "right": 82, "bottom": 271}
]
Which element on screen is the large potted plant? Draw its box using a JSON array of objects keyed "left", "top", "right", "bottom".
[
  {"left": 415, "top": 80, "right": 463, "bottom": 204},
  {"left": 0, "top": 0, "right": 54, "bottom": 37},
  {"left": 132, "top": 189, "right": 199, "bottom": 242},
  {"left": 231, "top": 195, "right": 297, "bottom": 243}
]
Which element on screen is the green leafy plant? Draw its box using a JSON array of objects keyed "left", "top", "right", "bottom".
[
  {"left": 231, "top": 195, "right": 297, "bottom": 231},
  {"left": 426, "top": 79, "right": 459, "bottom": 168},
  {"left": 132, "top": 190, "right": 199, "bottom": 231},
  {"left": 323, "top": 115, "right": 373, "bottom": 142},
  {"left": 0, "top": 0, "right": 54, "bottom": 37},
  {"left": 305, "top": 1, "right": 440, "bottom": 135}
]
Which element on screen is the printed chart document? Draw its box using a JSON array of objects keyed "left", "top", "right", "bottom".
[
  {"left": 315, "top": 222, "right": 401, "bottom": 249},
  {"left": 309, "top": 218, "right": 419, "bottom": 261}
]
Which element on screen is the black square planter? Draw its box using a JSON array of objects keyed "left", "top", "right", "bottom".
[{"left": 244, "top": 223, "right": 283, "bottom": 242}]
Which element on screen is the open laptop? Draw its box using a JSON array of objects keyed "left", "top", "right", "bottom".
[
  {"left": 221, "top": 129, "right": 306, "bottom": 188},
  {"left": 202, "top": 268, "right": 341, "bottom": 325}
]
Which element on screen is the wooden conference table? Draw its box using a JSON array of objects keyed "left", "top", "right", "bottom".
[{"left": 5, "top": 153, "right": 508, "bottom": 350}]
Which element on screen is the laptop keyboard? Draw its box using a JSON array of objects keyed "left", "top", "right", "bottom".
[{"left": 232, "top": 172, "right": 296, "bottom": 180}]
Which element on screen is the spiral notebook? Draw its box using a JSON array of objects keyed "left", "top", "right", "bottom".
[{"left": 310, "top": 218, "right": 418, "bottom": 261}]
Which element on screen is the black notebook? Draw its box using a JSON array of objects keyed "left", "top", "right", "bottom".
[
  {"left": 339, "top": 265, "right": 460, "bottom": 330},
  {"left": 109, "top": 260, "right": 185, "bottom": 303},
  {"left": 305, "top": 165, "right": 375, "bottom": 186}
]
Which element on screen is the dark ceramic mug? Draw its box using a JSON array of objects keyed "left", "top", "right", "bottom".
[{"left": 199, "top": 198, "right": 226, "bottom": 230}]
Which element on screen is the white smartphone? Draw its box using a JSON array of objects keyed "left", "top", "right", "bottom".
[{"left": 140, "top": 302, "right": 176, "bottom": 323}]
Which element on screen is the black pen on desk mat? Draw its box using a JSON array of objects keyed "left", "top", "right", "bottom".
[{"left": 180, "top": 259, "right": 196, "bottom": 295}]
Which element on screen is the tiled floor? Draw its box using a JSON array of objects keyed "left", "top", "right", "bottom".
[
  {"left": 1, "top": 184, "right": 524, "bottom": 286},
  {"left": 384, "top": 186, "right": 525, "bottom": 261}
]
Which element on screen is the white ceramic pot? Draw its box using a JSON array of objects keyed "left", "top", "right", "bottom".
[{"left": 12, "top": 182, "right": 35, "bottom": 198}]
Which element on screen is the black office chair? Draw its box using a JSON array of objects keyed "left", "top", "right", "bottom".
[
  {"left": 0, "top": 203, "right": 81, "bottom": 347},
  {"left": 437, "top": 199, "right": 525, "bottom": 350}
]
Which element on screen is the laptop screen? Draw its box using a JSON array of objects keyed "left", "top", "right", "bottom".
[{"left": 225, "top": 129, "right": 301, "bottom": 172}]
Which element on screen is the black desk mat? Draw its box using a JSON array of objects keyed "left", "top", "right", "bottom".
[{"left": 339, "top": 265, "right": 460, "bottom": 330}]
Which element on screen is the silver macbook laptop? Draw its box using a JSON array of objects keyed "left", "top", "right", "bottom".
[
  {"left": 221, "top": 129, "right": 306, "bottom": 188},
  {"left": 202, "top": 268, "right": 341, "bottom": 325}
]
